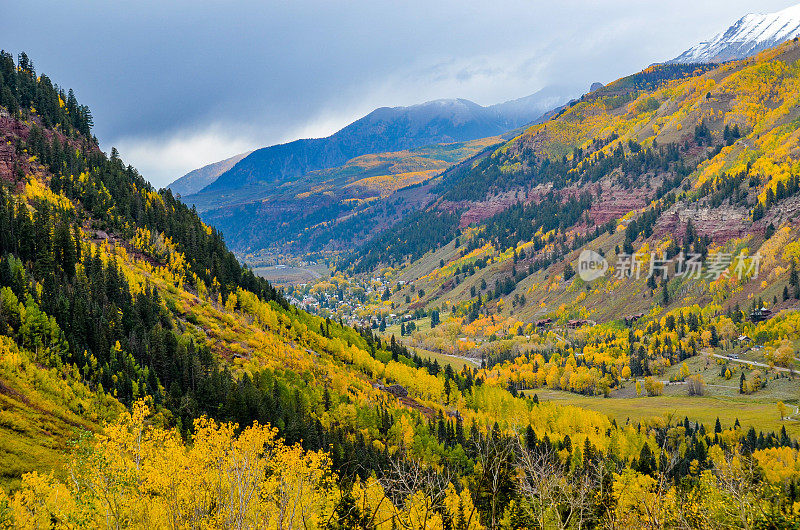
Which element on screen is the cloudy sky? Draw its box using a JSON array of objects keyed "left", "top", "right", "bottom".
[{"left": 1, "top": 1, "right": 796, "bottom": 187}]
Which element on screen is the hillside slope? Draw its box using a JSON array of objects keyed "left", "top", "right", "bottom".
[
  {"left": 345, "top": 43, "right": 800, "bottom": 277},
  {"left": 344, "top": 62, "right": 720, "bottom": 272},
  {"left": 313, "top": 42, "right": 800, "bottom": 425}
]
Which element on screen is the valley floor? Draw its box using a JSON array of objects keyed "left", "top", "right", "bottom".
[
  {"left": 252, "top": 263, "right": 329, "bottom": 285},
  {"left": 526, "top": 389, "right": 800, "bottom": 438}
]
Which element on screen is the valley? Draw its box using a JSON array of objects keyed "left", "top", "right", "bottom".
[
  {"left": 3, "top": 3, "right": 800, "bottom": 528},
  {"left": 252, "top": 263, "right": 328, "bottom": 285},
  {"left": 283, "top": 39, "right": 800, "bottom": 471}
]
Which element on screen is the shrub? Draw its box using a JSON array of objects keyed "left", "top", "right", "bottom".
[
  {"left": 644, "top": 376, "right": 664, "bottom": 396},
  {"left": 686, "top": 374, "right": 706, "bottom": 396}
]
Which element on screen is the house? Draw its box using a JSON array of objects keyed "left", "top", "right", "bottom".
[
  {"left": 536, "top": 318, "right": 553, "bottom": 328},
  {"left": 737, "top": 335, "right": 753, "bottom": 344},
  {"left": 567, "top": 319, "right": 590, "bottom": 329},
  {"left": 749, "top": 307, "right": 772, "bottom": 322},
  {"left": 624, "top": 313, "right": 645, "bottom": 325}
]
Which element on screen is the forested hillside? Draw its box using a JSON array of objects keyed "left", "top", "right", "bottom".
[
  {"left": 175, "top": 90, "right": 564, "bottom": 255},
  {"left": 298, "top": 38, "right": 800, "bottom": 430},
  {"left": 296, "top": 41, "right": 800, "bottom": 525},
  {"left": 343, "top": 62, "right": 720, "bottom": 272},
  {"left": 1, "top": 49, "right": 800, "bottom": 529},
  {"left": 196, "top": 136, "right": 504, "bottom": 255},
  {"left": 325, "top": 41, "right": 800, "bottom": 381}
]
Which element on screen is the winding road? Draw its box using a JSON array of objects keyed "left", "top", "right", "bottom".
[{"left": 708, "top": 352, "right": 794, "bottom": 373}]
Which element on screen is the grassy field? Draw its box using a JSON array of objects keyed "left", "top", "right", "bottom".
[
  {"left": 526, "top": 389, "right": 800, "bottom": 437},
  {"left": 593, "top": 353, "right": 798, "bottom": 401},
  {"left": 0, "top": 381, "right": 103, "bottom": 493},
  {"left": 522, "top": 347, "right": 800, "bottom": 437},
  {"left": 411, "top": 346, "right": 480, "bottom": 371},
  {"left": 384, "top": 315, "right": 434, "bottom": 339}
]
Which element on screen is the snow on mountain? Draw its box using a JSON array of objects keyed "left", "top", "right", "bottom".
[{"left": 670, "top": 3, "right": 800, "bottom": 64}]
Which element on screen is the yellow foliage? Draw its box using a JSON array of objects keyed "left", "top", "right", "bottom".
[{"left": 4, "top": 400, "right": 337, "bottom": 528}]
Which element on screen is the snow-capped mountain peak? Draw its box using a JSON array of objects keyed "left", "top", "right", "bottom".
[
  {"left": 777, "top": 3, "right": 800, "bottom": 18},
  {"left": 670, "top": 3, "right": 800, "bottom": 64}
]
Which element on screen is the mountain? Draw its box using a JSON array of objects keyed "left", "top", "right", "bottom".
[
  {"left": 168, "top": 150, "right": 251, "bottom": 196},
  {"left": 179, "top": 86, "right": 574, "bottom": 197},
  {"left": 670, "top": 3, "right": 800, "bottom": 63},
  {"left": 200, "top": 135, "right": 505, "bottom": 257},
  {"left": 171, "top": 87, "right": 573, "bottom": 255},
  {"left": 2, "top": 46, "right": 800, "bottom": 529},
  {"left": 338, "top": 39, "right": 800, "bottom": 333},
  {"left": 312, "top": 42, "right": 800, "bottom": 450},
  {"left": 343, "top": 62, "right": 721, "bottom": 272}
]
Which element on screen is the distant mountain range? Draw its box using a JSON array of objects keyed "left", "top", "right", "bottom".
[
  {"left": 173, "top": 2, "right": 800, "bottom": 202},
  {"left": 670, "top": 3, "right": 800, "bottom": 63},
  {"left": 169, "top": 151, "right": 252, "bottom": 197},
  {"left": 168, "top": 86, "right": 573, "bottom": 198},
  {"left": 169, "top": 4, "right": 800, "bottom": 256}
]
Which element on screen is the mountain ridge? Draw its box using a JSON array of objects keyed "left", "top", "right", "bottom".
[
  {"left": 168, "top": 150, "right": 252, "bottom": 197},
  {"left": 671, "top": 2, "right": 800, "bottom": 63},
  {"left": 171, "top": 86, "right": 575, "bottom": 196}
]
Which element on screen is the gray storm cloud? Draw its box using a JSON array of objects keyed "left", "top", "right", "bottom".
[{"left": 2, "top": 0, "right": 795, "bottom": 186}]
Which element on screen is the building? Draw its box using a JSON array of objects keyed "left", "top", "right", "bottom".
[
  {"left": 749, "top": 307, "right": 772, "bottom": 322},
  {"left": 567, "top": 319, "right": 591, "bottom": 329}
]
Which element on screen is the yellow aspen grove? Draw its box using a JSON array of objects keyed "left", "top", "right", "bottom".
[{"left": 2, "top": 401, "right": 337, "bottom": 528}]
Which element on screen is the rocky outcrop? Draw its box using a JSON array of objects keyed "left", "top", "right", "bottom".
[
  {"left": 589, "top": 184, "right": 650, "bottom": 225},
  {"left": 0, "top": 112, "right": 96, "bottom": 186},
  {"left": 656, "top": 203, "right": 751, "bottom": 241}
]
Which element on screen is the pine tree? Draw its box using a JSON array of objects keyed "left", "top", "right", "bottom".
[{"left": 637, "top": 443, "right": 656, "bottom": 476}]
